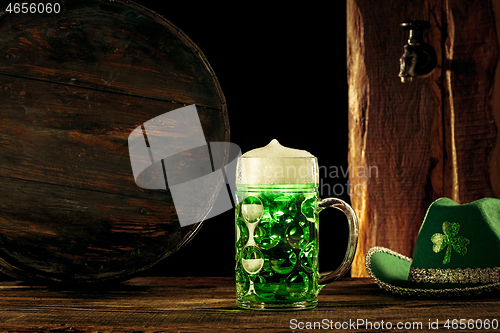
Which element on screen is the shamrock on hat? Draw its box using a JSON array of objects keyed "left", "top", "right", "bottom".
[{"left": 366, "top": 197, "right": 500, "bottom": 297}]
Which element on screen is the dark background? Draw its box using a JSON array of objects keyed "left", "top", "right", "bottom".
[
  {"left": 0, "top": 0, "right": 349, "bottom": 279},
  {"left": 138, "top": 2, "right": 351, "bottom": 277}
]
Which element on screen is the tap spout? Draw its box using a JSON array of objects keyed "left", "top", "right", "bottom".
[{"left": 398, "top": 20, "right": 437, "bottom": 83}]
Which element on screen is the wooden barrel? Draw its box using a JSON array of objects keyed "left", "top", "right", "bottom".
[{"left": 0, "top": 0, "right": 229, "bottom": 283}]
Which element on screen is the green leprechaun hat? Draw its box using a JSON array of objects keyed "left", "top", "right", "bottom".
[{"left": 365, "top": 197, "right": 500, "bottom": 296}]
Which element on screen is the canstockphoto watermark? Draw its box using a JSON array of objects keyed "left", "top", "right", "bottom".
[
  {"left": 238, "top": 164, "right": 378, "bottom": 183},
  {"left": 290, "top": 318, "right": 423, "bottom": 330},
  {"left": 238, "top": 164, "right": 378, "bottom": 197},
  {"left": 290, "top": 318, "right": 499, "bottom": 330},
  {"left": 128, "top": 104, "right": 241, "bottom": 227},
  {"left": 319, "top": 165, "right": 378, "bottom": 197}
]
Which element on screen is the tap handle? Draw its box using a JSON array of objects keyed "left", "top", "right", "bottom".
[
  {"left": 401, "top": 20, "right": 431, "bottom": 31},
  {"left": 401, "top": 20, "right": 431, "bottom": 45}
]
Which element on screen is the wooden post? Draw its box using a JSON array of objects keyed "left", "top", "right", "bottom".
[{"left": 347, "top": 0, "right": 499, "bottom": 277}]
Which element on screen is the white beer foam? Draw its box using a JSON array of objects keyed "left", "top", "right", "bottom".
[
  {"left": 236, "top": 139, "right": 318, "bottom": 185},
  {"left": 242, "top": 139, "right": 314, "bottom": 158}
]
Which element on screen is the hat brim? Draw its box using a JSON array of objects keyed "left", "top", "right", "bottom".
[{"left": 365, "top": 246, "right": 500, "bottom": 297}]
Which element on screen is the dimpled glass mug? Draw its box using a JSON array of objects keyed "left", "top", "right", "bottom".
[{"left": 235, "top": 140, "right": 359, "bottom": 310}]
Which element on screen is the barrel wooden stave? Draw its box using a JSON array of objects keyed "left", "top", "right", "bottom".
[
  {"left": 0, "top": 0, "right": 223, "bottom": 108},
  {"left": 0, "top": 0, "right": 229, "bottom": 283}
]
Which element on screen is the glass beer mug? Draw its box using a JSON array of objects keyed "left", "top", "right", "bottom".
[{"left": 235, "top": 140, "right": 358, "bottom": 310}]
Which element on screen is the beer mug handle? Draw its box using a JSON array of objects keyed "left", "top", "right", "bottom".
[{"left": 317, "top": 197, "right": 359, "bottom": 285}]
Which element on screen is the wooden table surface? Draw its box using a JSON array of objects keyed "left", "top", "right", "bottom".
[{"left": 1, "top": 276, "right": 499, "bottom": 332}]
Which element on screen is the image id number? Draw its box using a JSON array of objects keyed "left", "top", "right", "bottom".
[
  {"left": 443, "top": 319, "right": 499, "bottom": 330},
  {"left": 5, "top": 3, "right": 61, "bottom": 13}
]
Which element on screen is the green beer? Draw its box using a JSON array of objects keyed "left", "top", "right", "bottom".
[
  {"left": 235, "top": 140, "right": 358, "bottom": 311},
  {"left": 235, "top": 184, "right": 322, "bottom": 310}
]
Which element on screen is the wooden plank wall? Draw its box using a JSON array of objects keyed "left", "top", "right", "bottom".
[{"left": 347, "top": 0, "right": 499, "bottom": 277}]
